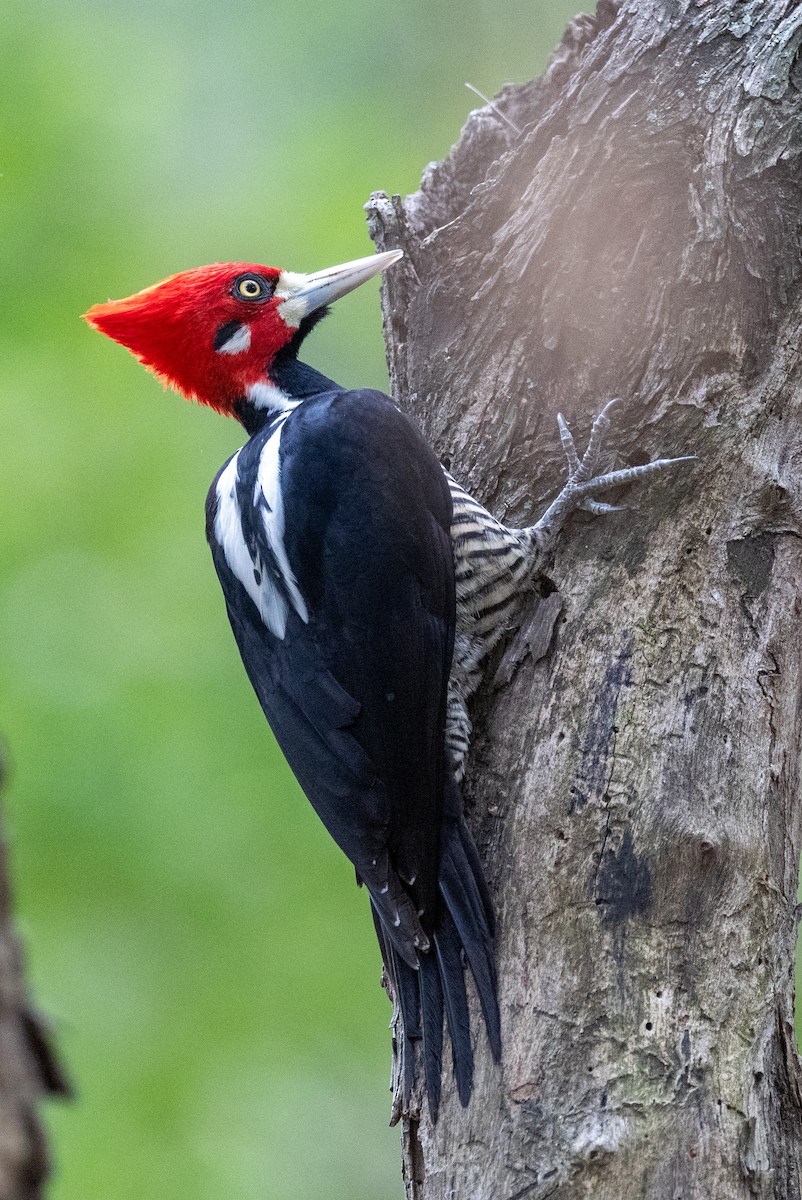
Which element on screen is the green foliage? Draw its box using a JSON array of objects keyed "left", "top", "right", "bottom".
[{"left": 1, "top": 1, "right": 578, "bottom": 1196}]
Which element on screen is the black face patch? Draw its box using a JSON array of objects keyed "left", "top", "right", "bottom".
[{"left": 213, "top": 320, "right": 244, "bottom": 351}]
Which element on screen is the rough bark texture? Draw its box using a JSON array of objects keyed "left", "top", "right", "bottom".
[
  {"left": 0, "top": 756, "right": 67, "bottom": 1200},
  {"left": 366, "top": 2, "right": 802, "bottom": 1196}
]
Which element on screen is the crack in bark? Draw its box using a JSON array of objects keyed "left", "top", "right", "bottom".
[
  {"left": 403, "top": 1115, "right": 426, "bottom": 1200},
  {"left": 590, "top": 726, "right": 617, "bottom": 906}
]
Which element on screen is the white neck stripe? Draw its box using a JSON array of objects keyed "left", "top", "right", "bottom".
[{"left": 247, "top": 380, "right": 300, "bottom": 414}]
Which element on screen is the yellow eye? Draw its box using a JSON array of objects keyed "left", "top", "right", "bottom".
[{"left": 234, "top": 275, "right": 269, "bottom": 301}]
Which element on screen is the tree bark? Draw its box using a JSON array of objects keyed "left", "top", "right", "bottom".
[
  {"left": 0, "top": 755, "right": 67, "bottom": 1200},
  {"left": 366, "top": 2, "right": 802, "bottom": 1196}
]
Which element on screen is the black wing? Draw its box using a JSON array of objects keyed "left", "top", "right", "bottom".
[{"left": 206, "top": 389, "right": 454, "bottom": 968}]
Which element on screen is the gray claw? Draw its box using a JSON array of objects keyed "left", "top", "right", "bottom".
[
  {"left": 582, "top": 499, "right": 626, "bottom": 515},
  {"left": 581, "top": 399, "right": 619, "bottom": 479},
  {"left": 533, "top": 400, "right": 696, "bottom": 548},
  {"left": 568, "top": 456, "right": 696, "bottom": 502},
  {"left": 557, "top": 413, "right": 582, "bottom": 475}
]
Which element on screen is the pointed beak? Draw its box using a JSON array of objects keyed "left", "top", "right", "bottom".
[{"left": 276, "top": 249, "right": 403, "bottom": 326}]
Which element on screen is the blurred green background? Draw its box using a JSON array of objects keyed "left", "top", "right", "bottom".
[{"left": 1, "top": 1, "right": 580, "bottom": 1198}]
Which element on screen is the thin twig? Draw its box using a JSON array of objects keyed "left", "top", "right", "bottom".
[{"left": 465, "top": 82, "right": 522, "bottom": 134}]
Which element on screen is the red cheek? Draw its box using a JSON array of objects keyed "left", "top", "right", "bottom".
[{"left": 245, "top": 308, "right": 297, "bottom": 362}]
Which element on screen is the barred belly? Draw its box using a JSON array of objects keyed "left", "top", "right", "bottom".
[{"left": 445, "top": 473, "right": 541, "bottom": 779}]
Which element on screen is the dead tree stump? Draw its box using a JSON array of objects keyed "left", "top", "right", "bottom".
[{"left": 367, "top": 2, "right": 802, "bottom": 1196}]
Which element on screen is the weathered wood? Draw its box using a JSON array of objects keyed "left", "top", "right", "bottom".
[
  {"left": 0, "top": 756, "right": 67, "bottom": 1200},
  {"left": 367, "top": 2, "right": 802, "bottom": 1196}
]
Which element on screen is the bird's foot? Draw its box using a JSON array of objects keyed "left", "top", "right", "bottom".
[{"left": 533, "top": 399, "right": 695, "bottom": 550}]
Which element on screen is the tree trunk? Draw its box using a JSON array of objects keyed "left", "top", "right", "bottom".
[
  {"left": 366, "top": 2, "right": 802, "bottom": 1196},
  {"left": 0, "top": 755, "right": 67, "bottom": 1199}
]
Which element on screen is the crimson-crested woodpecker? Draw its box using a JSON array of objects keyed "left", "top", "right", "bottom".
[{"left": 85, "top": 250, "right": 691, "bottom": 1118}]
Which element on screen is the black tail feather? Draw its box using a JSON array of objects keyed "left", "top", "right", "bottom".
[
  {"left": 394, "top": 949, "right": 422, "bottom": 1041},
  {"left": 372, "top": 816, "right": 500, "bottom": 1119},
  {"left": 439, "top": 827, "right": 501, "bottom": 1062},
  {"left": 433, "top": 910, "right": 473, "bottom": 1105},
  {"left": 418, "top": 952, "right": 444, "bottom": 1118},
  {"left": 457, "top": 819, "right": 496, "bottom": 936}
]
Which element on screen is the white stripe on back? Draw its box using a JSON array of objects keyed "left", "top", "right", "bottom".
[{"left": 214, "top": 416, "right": 308, "bottom": 639}]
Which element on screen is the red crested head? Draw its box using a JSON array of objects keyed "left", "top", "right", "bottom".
[
  {"left": 84, "top": 250, "right": 403, "bottom": 417},
  {"left": 85, "top": 263, "right": 286, "bottom": 414}
]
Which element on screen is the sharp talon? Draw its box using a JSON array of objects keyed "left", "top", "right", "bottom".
[
  {"left": 570, "top": 455, "right": 695, "bottom": 500},
  {"left": 583, "top": 499, "right": 626, "bottom": 515},
  {"left": 557, "top": 413, "right": 581, "bottom": 474},
  {"left": 582, "top": 404, "right": 615, "bottom": 475},
  {"left": 532, "top": 412, "right": 695, "bottom": 543}
]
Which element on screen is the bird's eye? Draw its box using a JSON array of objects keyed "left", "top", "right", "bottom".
[{"left": 233, "top": 274, "right": 272, "bottom": 302}]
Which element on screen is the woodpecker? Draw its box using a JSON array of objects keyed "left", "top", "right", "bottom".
[{"left": 85, "top": 249, "right": 691, "bottom": 1118}]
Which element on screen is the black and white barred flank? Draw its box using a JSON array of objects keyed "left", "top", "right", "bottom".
[
  {"left": 445, "top": 474, "right": 538, "bottom": 777},
  {"left": 443, "top": 401, "right": 694, "bottom": 778}
]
